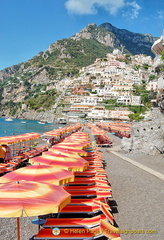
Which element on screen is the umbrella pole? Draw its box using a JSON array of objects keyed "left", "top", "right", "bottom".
[{"left": 16, "top": 217, "right": 21, "bottom": 240}]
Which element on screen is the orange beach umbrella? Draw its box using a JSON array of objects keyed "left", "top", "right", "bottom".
[
  {"left": 49, "top": 146, "right": 88, "bottom": 156},
  {"left": 0, "top": 165, "right": 74, "bottom": 185},
  {"left": 29, "top": 155, "right": 88, "bottom": 172},
  {"left": 0, "top": 132, "right": 41, "bottom": 145},
  {"left": 0, "top": 180, "right": 71, "bottom": 240},
  {"left": 42, "top": 151, "right": 88, "bottom": 165}
]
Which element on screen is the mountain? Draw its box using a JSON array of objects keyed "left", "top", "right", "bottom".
[
  {"left": 0, "top": 22, "right": 158, "bottom": 118},
  {"left": 99, "top": 23, "right": 157, "bottom": 57},
  {"left": 0, "top": 23, "right": 157, "bottom": 81}
]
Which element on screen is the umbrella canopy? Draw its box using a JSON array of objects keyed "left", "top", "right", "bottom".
[
  {"left": 42, "top": 151, "right": 88, "bottom": 165},
  {"left": 54, "top": 142, "right": 90, "bottom": 149},
  {"left": 0, "top": 180, "right": 71, "bottom": 217},
  {"left": 0, "top": 132, "right": 41, "bottom": 145},
  {"left": 0, "top": 180, "right": 71, "bottom": 240},
  {"left": 50, "top": 146, "right": 88, "bottom": 156},
  {"left": 29, "top": 155, "right": 88, "bottom": 172},
  {"left": 0, "top": 165, "right": 74, "bottom": 185}
]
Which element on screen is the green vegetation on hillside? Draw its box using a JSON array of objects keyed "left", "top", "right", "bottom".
[{"left": 25, "top": 89, "right": 57, "bottom": 111}]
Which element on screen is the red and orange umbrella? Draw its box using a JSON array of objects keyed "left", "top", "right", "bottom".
[
  {"left": 0, "top": 180, "right": 71, "bottom": 240},
  {"left": 42, "top": 151, "right": 88, "bottom": 165},
  {"left": 29, "top": 155, "right": 88, "bottom": 172},
  {"left": 49, "top": 146, "right": 88, "bottom": 156},
  {"left": 0, "top": 132, "right": 41, "bottom": 145},
  {"left": 0, "top": 165, "right": 74, "bottom": 185}
]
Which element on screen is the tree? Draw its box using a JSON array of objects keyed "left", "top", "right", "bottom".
[
  {"left": 128, "top": 113, "right": 144, "bottom": 121},
  {"left": 161, "top": 50, "right": 164, "bottom": 61}
]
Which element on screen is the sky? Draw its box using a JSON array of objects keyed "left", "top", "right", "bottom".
[{"left": 0, "top": 0, "right": 163, "bottom": 71}]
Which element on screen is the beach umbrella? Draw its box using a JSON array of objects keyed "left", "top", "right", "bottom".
[
  {"left": 54, "top": 142, "right": 91, "bottom": 149},
  {"left": 29, "top": 155, "right": 88, "bottom": 172},
  {"left": 0, "top": 132, "right": 41, "bottom": 145},
  {"left": 49, "top": 146, "right": 88, "bottom": 156},
  {"left": 0, "top": 180, "right": 71, "bottom": 240},
  {"left": 42, "top": 151, "right": 88, "bottom": 165},
  {"left": 0, "top": 165, "right": 74, "bottom": 185},
  {"left": 0, "top": 132, "right": 41, "bottom": 156}
]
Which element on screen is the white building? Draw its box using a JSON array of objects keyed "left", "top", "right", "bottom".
[
  {"left": 87, "top": 106, "right": 110, "bottom": 120},
  {"left": 117, "top": 95, "right": 141, "bottom": 105},
  {"left": 109, "top": 110, "right": 133, "bottom": 120},
  {"left": 146, "top": 81, "right": 158, "bottom": 91}
]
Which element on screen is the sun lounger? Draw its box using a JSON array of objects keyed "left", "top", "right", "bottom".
[
  {"left": 68, "top": 190, "right": 112, "bottom": 199},
  {"left": 75, "top": 169, "right": 107, "bottom": 174},
  {"left": 34, "top": 226, "right": 102, "bottom": 239},
  {"left": 42, "top": 214, "right": 106, "bottom": 229},
  {"left": 73, "top": 171, "right": 106, "bottom": 178},
  {"left": 59, "top": 205, "right": 101, "bottom": 214},
  {"left": 64, "top": 185, "right": 111, "bottom": 191},
  {"left": 100, "top": 219, "right": 122, "bottom": 239},
  {"left": 69, "top": 197, "right": 109, "bottom": 205},
  {"left": 34, "top": 218, "right": 121, "bottom": 240},
  {"left": 67, "top": 179, "right": 108, "bottom": 186},
  {"left": 100, "top": 203, "right": 114, "bottom": 225},
  {"left": 73, "top": 177, "right": 108, "bottom": 184}
]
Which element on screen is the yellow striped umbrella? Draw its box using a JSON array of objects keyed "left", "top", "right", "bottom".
[
  {"left": 42, "top": 151, "right": 88, "bottom": 165},
  {"left": 29, "top": 155, "right": 88, "bottom": 172},
  {"left": 0, "top": 180, "right": 71, "bottom": 240},
  {"left": 0, "top": 165, "right": 74, "bottom": 185},
  {"left": 0, "top": 132, "right": 41, "bottom": 144},
  {"left": 49, "top": 146, "right": 88, "bottom": 156}
]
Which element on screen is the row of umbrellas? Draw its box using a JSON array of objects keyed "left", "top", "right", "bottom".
[
  {"left": 96, "top": 122, "right": 131, "bottom": 138},
  {"left": 0, "top": 125, "right": 91, "bottom": 240},
  {"left": 33, "top": 130, "right": 122, "bottom": 239}
]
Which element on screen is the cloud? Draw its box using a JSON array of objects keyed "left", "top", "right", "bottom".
[
  {"left": 65, "top": 0, "right": 141, "bottom": 19},
  {"left": 157, "top": 11, "right": 164, "bottom": 21},
  {"left": 122, "top": 1, "right": 141, "bottom": 19},
  {"left": 65, "top": 0, "right": 125, "bottom": 15}
]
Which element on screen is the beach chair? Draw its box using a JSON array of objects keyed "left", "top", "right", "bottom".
[
  {"left": 100, "top": 219, "right": 122, "bottom": 239},
  {"left": 100, "top": 203, "right": 114, "bottom": 225},
  {"left": 34, "top": 226, "right": 102, "bottom": 239},
  {"left": 73, "top": 177, "right": 109, "bottom": 184},
  {"left": 64, "top": 184, "right": 111, "bottom": 191},
  {"left": 76, "top": 169, "right": 107, "bottom": 174},
  {"left": 74, "top": 171, "right": 106, "bottom": 177},
  {"left": 42, "top": 214, "right": 106, "bottom": 229},
  {"left": 67, "top": 179, "right": 108, "bottom": 186},
  {"left": 69, "top": 190, "right": 112, "bottom": 199},
  {"left": 59, "top": 204, "right": 101, "bottom": 215},
  {"left": 34, "top": 218, "right": 121, "bottom": 240},
  {"left": 69, "top": 197, "right": 111, "bottom": 206}
]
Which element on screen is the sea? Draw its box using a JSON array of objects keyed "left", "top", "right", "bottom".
[{"left": 0, "top": 118, "right": 62, "bottom": 137}]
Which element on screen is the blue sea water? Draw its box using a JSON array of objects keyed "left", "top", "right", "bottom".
[{"left": 0, "top": 118, "right": 62, "bottom": 137}]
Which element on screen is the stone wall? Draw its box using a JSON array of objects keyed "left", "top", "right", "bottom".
[{"left": 121, "top": 109, "right": 164, "bottom": 155}]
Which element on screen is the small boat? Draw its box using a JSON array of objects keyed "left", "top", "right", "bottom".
[
  {"left": 56, "top": 118, "right": 67, "bottom": 124},
  {"left": 21, "top": 121, "right": 26, "bottom": 123},
  {"left": 5, "top": 118, "right": 13, "bottom": 121},
  {"left": 38, "top": 121, "right": 46, "bottom": 124}
]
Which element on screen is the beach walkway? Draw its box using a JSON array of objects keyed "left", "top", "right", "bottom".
[{"left": 101, "top": 133, "right": 164, "bottom": 240}]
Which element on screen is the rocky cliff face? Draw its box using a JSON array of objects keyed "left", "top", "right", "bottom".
[
  {"left": 121, "top": 109, "right": 164, "bottom": 155},
  {"left": 99, "top": 23, "right": 157, "bottom": 56},
  {"left": 71, "top": 23, "right": 116, "bottom": 48},
  {"left": 2, "top": 84, "right": 27, "bottom": 103},
  {"left": 0, "top": 65, "right": 21, "bottom": 81},
  {"left": 30, "top": 68, "right": 50, "bottom": 85}
]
